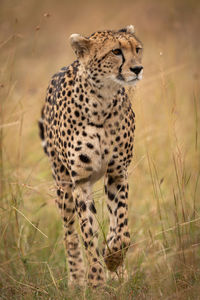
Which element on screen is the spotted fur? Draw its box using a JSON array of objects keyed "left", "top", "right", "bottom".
[{"left": 39, "top": 25, "right": 143, "bottom": 287}]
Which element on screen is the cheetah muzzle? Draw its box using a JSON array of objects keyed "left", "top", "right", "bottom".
[{"left": 39, "top": 24, "right": 143, "bottom": 287}]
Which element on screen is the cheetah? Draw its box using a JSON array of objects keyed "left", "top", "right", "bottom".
[{"left": 39, "top": 25, "right": 143, "bottom": 288}]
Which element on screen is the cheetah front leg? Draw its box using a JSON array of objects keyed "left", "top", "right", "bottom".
[
  {"left": 51, "top": 157, "right": 85, "bottom": 286},
  {"left": 104, "top": 173, "right": 130, "bottom": 272},
  {"left": 57, "top": 187, "right": 86, "bottom": 286},
  {"left": 72, "top": 182, "right": 105, "bottom": 287}
]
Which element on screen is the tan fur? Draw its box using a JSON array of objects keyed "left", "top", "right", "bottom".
[{"left": 39, "top": 25, "right": 143, "bottom": 287}]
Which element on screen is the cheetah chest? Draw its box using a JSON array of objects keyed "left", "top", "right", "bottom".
[{"left": 83, "top": 127, "right": 110, "bottom": 184}]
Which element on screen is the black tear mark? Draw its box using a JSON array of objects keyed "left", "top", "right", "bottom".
[{"left": 119, "top": 51, "right": 125, "bottom": 74}]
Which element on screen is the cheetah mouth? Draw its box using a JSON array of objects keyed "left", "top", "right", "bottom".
[
  {"left": 115, "top": 73, "right": 142, "bottom": 85},
  {"left": 127, "top": 73, "right": 143, "bottom": 83},
  {"left": 109, "top": 74, "right": 142, "bottom": 86},
  {"left": 128, "top": 78, "right": 139, "bottom": 83},
  {"left": 124, "top": 77, "right": 140, "bottom": 86}
]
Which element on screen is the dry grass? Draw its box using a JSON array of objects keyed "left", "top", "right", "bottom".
[{"left": 0, "top": 0, "right": 200, "bottom": 299}]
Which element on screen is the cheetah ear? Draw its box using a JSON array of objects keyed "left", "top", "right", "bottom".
[
  {"left": 70, "top": 34, "right": 91, "bottom": 58},
  {"left": 118, "top": 25, "right": 135, "bottom": 34},
  {"left": 126, "top": 25, "right": 135, "bottom": 34}
]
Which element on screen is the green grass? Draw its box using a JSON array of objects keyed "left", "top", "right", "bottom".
[{"left": 0, "top": 0, "right": 200, "bottom": 299}]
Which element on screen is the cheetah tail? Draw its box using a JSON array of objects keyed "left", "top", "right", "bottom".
[{"left": 38, "top": 107, "right": 48, "bottom": 154}]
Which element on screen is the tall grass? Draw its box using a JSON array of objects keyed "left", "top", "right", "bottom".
[{"left": 0, "top": 0, "right": 200, "bottom": 299}]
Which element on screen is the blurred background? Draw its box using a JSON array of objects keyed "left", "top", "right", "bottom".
[{"left": 0, "top": 0, "right": 200, "bottom": 299}]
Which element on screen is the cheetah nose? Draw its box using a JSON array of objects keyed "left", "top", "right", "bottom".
[{"left": 130, "top": 66, "right": 143, "bottom": 75}]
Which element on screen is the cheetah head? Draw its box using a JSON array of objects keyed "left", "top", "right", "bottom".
[{"left": 70, "top": 25, "right": 143, "bottom": 87}]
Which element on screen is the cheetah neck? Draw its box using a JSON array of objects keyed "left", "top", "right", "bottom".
[
  {"left": 78, "top": 63, "right": 122, "bottom": 102},
  {"left": 73, "top": 63, "right": 126, "bottom": 125}
]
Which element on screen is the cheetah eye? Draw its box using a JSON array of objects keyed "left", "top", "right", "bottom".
[
  {"left": 112, "top": 48, "right": 122, "bottom": 56},
  {"left": 136, "top": 47, "right": 142, "bottom": 54}
]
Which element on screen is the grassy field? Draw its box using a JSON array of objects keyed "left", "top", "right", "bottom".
[{"left": 0, "top": 0, "right": 200, "bottom": 299}]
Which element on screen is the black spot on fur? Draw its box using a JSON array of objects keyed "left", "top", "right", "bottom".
[
  {"left": 108, "top": 191, "right": 115, "bottom": 201},
  {"left": 86, "top": 143, "right": 94, "bottom": 149},
  {"left": 71, "top": 170, "right": 77, "bottom": 177},
  {"left": 79, "top": 201, "right": 87, "bottom": 211},
  {"left": 89, "top": 202, "right": 97, "bottom": 214},
  {"left": 108, "top": 176, "right": 114, "bottom": 185},
  {"left": 79, "top": 154, "right": 91, "bottom": 163}
]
